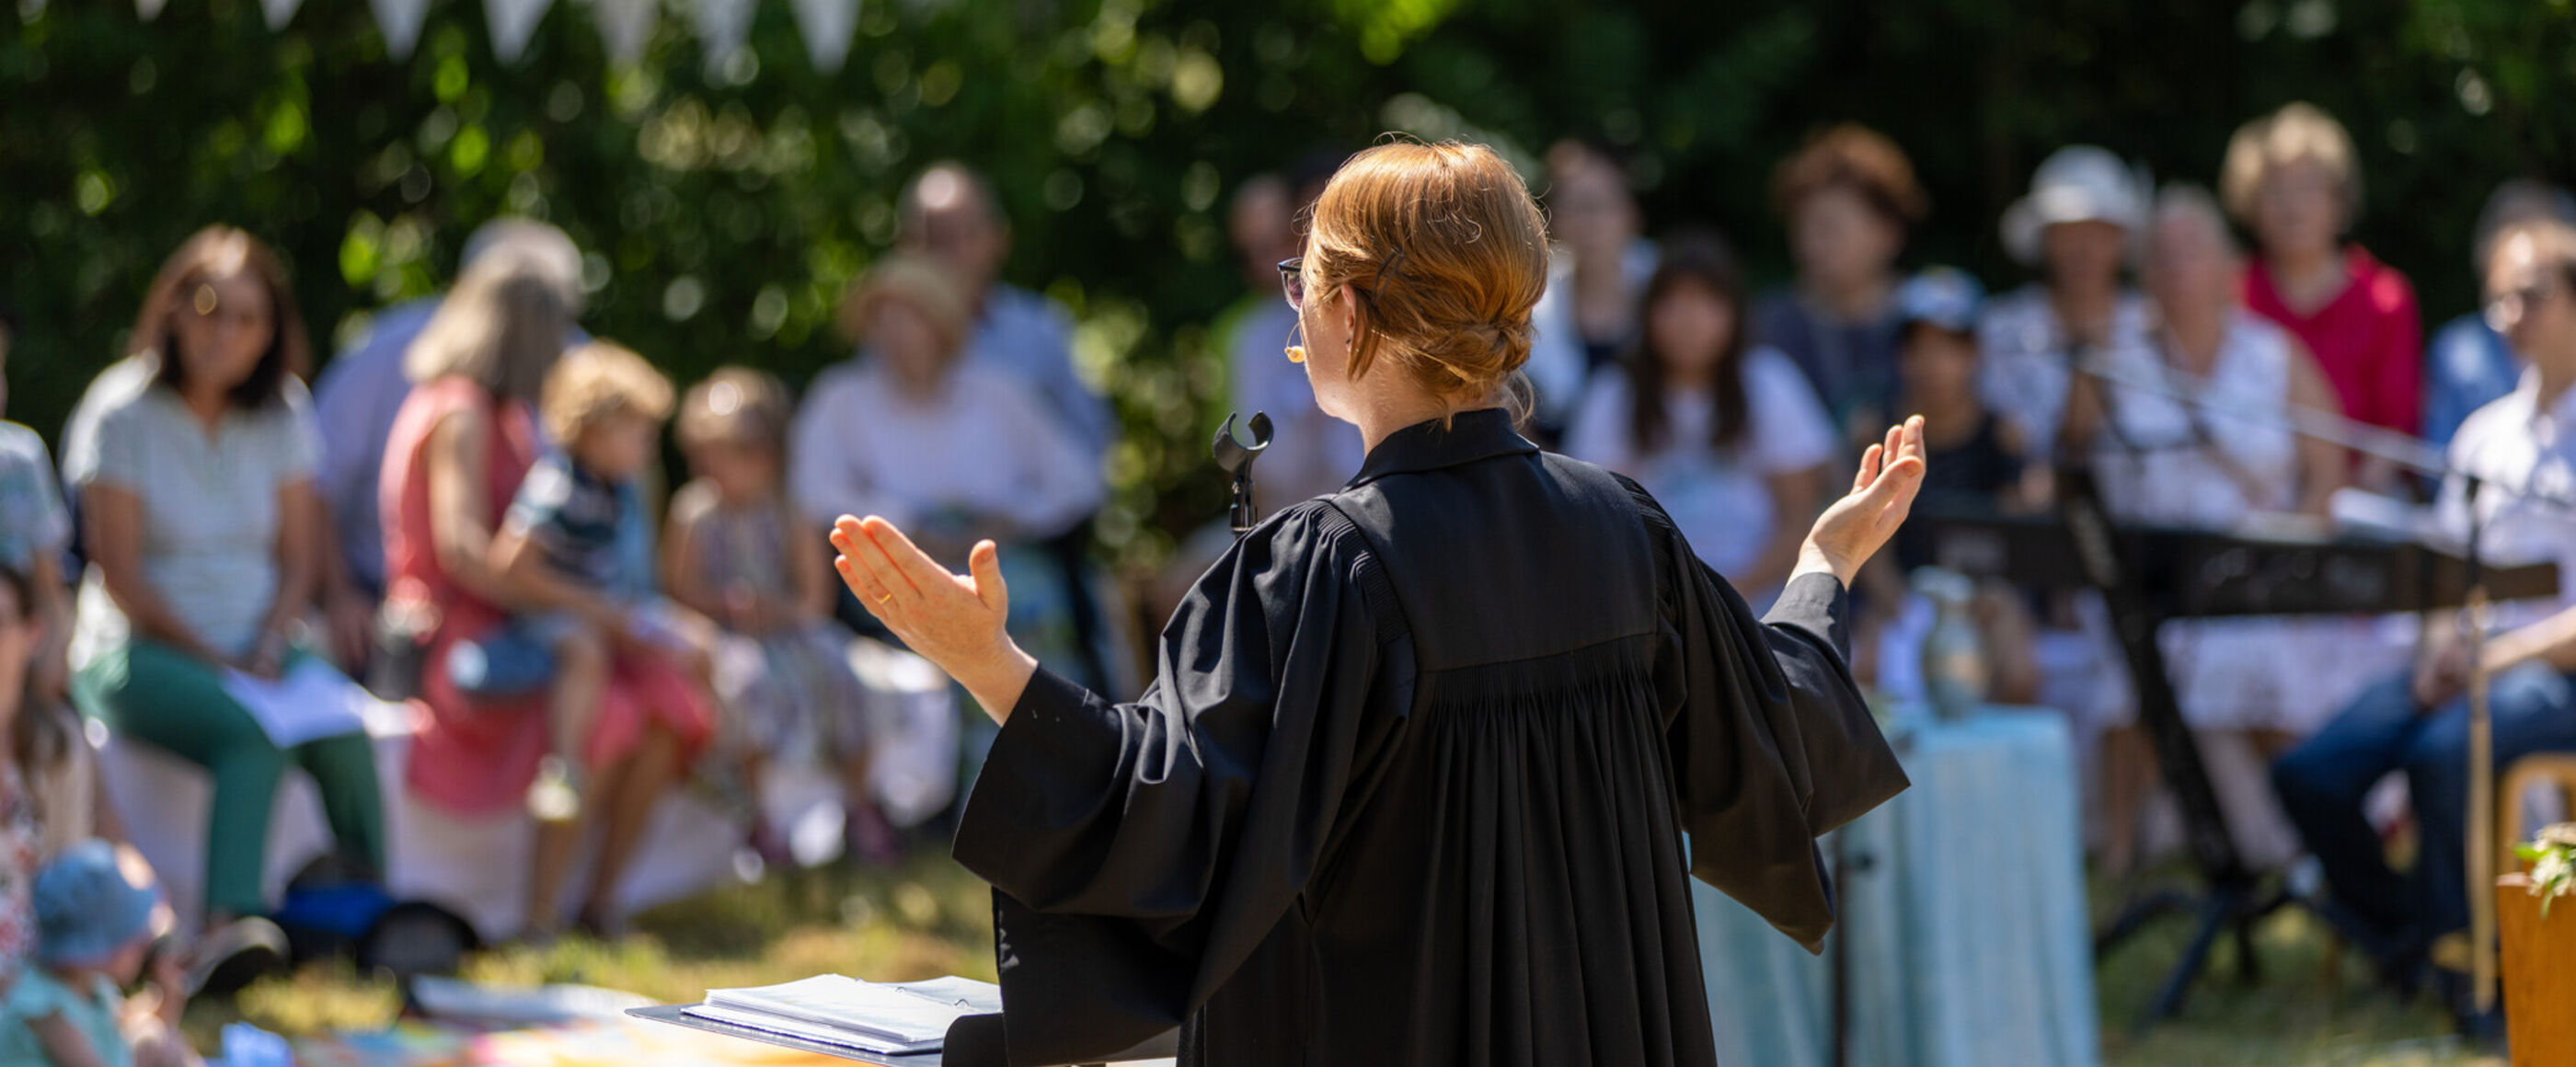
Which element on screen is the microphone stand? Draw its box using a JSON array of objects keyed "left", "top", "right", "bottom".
[
  {"left": 1213, "top": 412, "right": 1272, "bottom": 537},
  {"left": 2462, "top": 476, "right": 2498, "bottom": 1019}
]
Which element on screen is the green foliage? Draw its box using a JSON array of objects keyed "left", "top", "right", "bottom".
[{"left": 6, "top": 0, "right": 2575, "bottom": 568}]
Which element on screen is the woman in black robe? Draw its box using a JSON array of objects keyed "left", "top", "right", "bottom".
[{"left": 831, "top": 140, "right": 1925, "bottom": 1067}]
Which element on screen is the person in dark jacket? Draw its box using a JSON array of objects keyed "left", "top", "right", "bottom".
[{"left": 832, "top": 140, "right": 1923, "bottom": 1067}]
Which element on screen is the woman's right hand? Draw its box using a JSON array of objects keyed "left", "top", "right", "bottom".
[
  {"left": 832, "top": 515, "right": 1037, "bottom": 722},
  {"left": 1797, "top": 416, "right": 1929, "bottom": 587}
]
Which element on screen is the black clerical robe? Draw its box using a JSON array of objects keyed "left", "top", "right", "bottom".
[{"left": 953, "top": 407, "right": 1908, "bottom": 1067}]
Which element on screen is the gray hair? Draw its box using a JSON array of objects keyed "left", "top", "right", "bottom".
[
  {"left": 463, "top": 218, "right": 584, "bottom": 314},
  {"left": 404, "top": 246, "right": 575, "bottom": 400},
  {"left": 2151, "top": 184, "right": 2239, "bottom": 264}
]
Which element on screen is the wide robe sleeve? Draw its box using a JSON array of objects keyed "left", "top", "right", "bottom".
[
  {"left": 951, "top": 500, "right": 1402, "bottom": 1067},
  {"left": 1633, "top": 477, "right": 1908, "bottom": 953}
]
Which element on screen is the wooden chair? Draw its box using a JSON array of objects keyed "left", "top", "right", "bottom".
[{"left": 2495, "top": 752, "right": 2576, "bottom": 878}]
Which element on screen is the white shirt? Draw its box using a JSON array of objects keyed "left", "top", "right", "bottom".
[
  {"left": 2089, "top": 309, "right": 2303, "bottom": 530},
  {"left": 1563, "top": 348, "right": 1835, "bottom": 584},
  {"left": 60, "top": 361, "right": 322, "bottom": 663},
  {"left": 2436, "top": 370, "right": 2576, "bottom": 626},
  {"left": 1975, "top": 285, "right": 2156, "bottom": 460},
  {"left": 788, "top": 357, "right": 1104, "bottom": 549},
  {"left": 1524, "top": 240, "right": 1658, "bottom": 428}
]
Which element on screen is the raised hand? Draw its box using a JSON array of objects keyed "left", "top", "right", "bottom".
[
  {"left": 1799, "top": 416, "right": 1929, "bottom": 585},
  {"left": 831, "top": 515, "right": 1038, "bottom": 722}
]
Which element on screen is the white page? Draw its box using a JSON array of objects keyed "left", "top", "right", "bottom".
[
  {"left": 704, "top": 975, "right": 972, "bottom": 1044},
  {"left": 219, "top": 659, "right": 371, "bottom": 749},
  {"left": 888, "top": 976, "right": 1002, "bottom": 1015},
  {"left": 684, "top": 1003, "right": 943, "bottom": 1055}
]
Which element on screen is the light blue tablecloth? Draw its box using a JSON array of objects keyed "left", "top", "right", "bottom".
[{"left": 1696, "top": 707, "right": 2099, "bottom": 1067}]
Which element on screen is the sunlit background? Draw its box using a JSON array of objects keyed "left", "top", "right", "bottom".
[{"left": 8, "top": 0, "right": 2572, "bottom": 577}]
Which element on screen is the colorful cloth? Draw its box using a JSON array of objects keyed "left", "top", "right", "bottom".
[
  {"left": 2242, "top": 244, "right": 2422, "bottom": 435},
  {"left": 0, "top": 764, "right": 39, "bottom": 987}
]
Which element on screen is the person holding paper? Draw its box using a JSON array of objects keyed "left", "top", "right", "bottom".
[
  {"left": 832, "top": 141, "right": 1915, "bottom": 1067},
  {"left": 59, "top": 227, "right": 385, "bottom": 932}
]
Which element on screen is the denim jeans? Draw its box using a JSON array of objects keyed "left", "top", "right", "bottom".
[{"left": 2271, "top": 662, "right": 2576, "bottom": 953}]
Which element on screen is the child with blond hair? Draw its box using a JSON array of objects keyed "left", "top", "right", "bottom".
[
  {"left": 665, "top": 368, "right": 900, "bottom": 864},
  {"left": 461, "top": 343, "right": 719, "bottom": 846}
]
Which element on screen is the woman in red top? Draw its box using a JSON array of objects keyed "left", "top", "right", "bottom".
[
  {"left": 2225, "top": 102, "right": 2420, "bottom": 487},
  {"left": 380, "top": 249, "right": 711, "bottom": 941}
]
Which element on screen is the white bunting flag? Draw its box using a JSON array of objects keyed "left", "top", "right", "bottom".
[
  {"left": 370, "top": 0, "right": 431, "bottom": 59},
  {"left": 136, "top": 0, "right": 167, "bottom": 21},
  {"left": 485, "top": 0, "right": 557, "bottom": 64},
  {"left": 692, "top": 0, "right": 756, "bottom": 75},
  {"left": 592, "top": 0, "right": 660, "bottom": 66},
  {"left": 260, "top": 0, "right": 302, "bottom": 29},
  {"left": 789, "top": 0, "right": 859, "bottom": 74}
]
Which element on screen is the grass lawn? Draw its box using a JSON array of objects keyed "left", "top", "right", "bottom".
[{"left": 186, "top": 853, "right": 2504, "bottom": 1065}]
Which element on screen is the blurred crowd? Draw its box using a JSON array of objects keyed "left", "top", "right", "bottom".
[{"left": 0, "top": 96, "right": 2572, "bottom": 1056}]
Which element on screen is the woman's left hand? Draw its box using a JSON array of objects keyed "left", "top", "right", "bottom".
[
  {"left": 1798, "top": 416, "right": 1929, "bottom": 586},
  {"left": 831, "top": 515, "right": 1037, "bottom": 720},
  {"left": 324, "top": 586, "right": 374, "bottom": 670}
]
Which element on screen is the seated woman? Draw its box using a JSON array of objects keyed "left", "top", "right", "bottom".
[
  {"left": 1524, "top": 140, "right": 1657, "bottom": 435},
  {"left": 381, "top": 250, "right": 706, "bottom": 940},
  {"left": 1753, "top": 123, "right": 1929, "bottom": 450},
  {"left": 1564, "top": 230, "right": 1835, "bottom": 608},
  {"left": 2065, "top": 187, "right": 2352, "bottom": 874},
  {"left": 789, "top": 257, "right": 1106, "bottom": 696},
  {"left": 60, "top": 227, "right": 385, "bottom": 936},
  {"left": 2225, "top": 102, "right": 2420, "bottom": 490}
]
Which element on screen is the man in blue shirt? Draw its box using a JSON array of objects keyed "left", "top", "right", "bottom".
[
  {"left": 2422, "top": 181, "right": 2576, "bottom": 449},
  {"left": 888, "top": 164, "right": 1120, "bottom": 692},
  {"left": 896, "top": 163, "right": 1114, "bottom": 461}
]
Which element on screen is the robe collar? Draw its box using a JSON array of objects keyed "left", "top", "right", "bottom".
[{"left": 1345, "top": 407, "right": 1540, "bottom": 489}]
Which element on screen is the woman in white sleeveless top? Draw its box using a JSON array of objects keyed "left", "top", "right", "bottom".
[{"left": 2069, "top": 188, "right": 2373, "bottom": 870}]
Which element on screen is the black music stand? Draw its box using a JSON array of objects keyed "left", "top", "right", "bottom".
[{"left": 2052, "top": 464, "right": 2283, "bottom": 1028}]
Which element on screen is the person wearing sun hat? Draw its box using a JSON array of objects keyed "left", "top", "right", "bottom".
[
  {"left": 1971, "top": 149, "right": 2162, "bottom": 829},
  {"left": 1976, "top": 145, "right": 2158, "bottom": 462},
  {"left": 0, "top": 839, "right": 201, "bottom": 1067}
]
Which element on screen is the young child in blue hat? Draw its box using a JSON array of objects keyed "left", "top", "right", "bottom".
[
  {"left": 1, "top": 840, "right": 199, "bottom": 1067},
  {"left": 1852, "top": 268, "right": 2044, "bottom": 705}
]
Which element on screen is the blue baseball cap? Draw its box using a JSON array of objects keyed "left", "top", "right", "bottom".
[
  {"left": 1894, "top": 267, "right": 1985, "bottom": 335},
  {"left": 35, "top": 840, "right": 166, "bottom": 966}
]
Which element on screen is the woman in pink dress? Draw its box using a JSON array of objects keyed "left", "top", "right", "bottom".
[{"left": 378, "top": 248, "right": 711, "bottom": 940}]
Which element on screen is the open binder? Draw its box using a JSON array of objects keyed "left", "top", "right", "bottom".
[{"left": 629, "top": 1003, "right": 1179, "bottom": 1066}]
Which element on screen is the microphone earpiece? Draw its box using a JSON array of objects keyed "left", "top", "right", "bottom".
[{"left": 1285, "top": 345, "right": 1306, "bottom": 364}]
